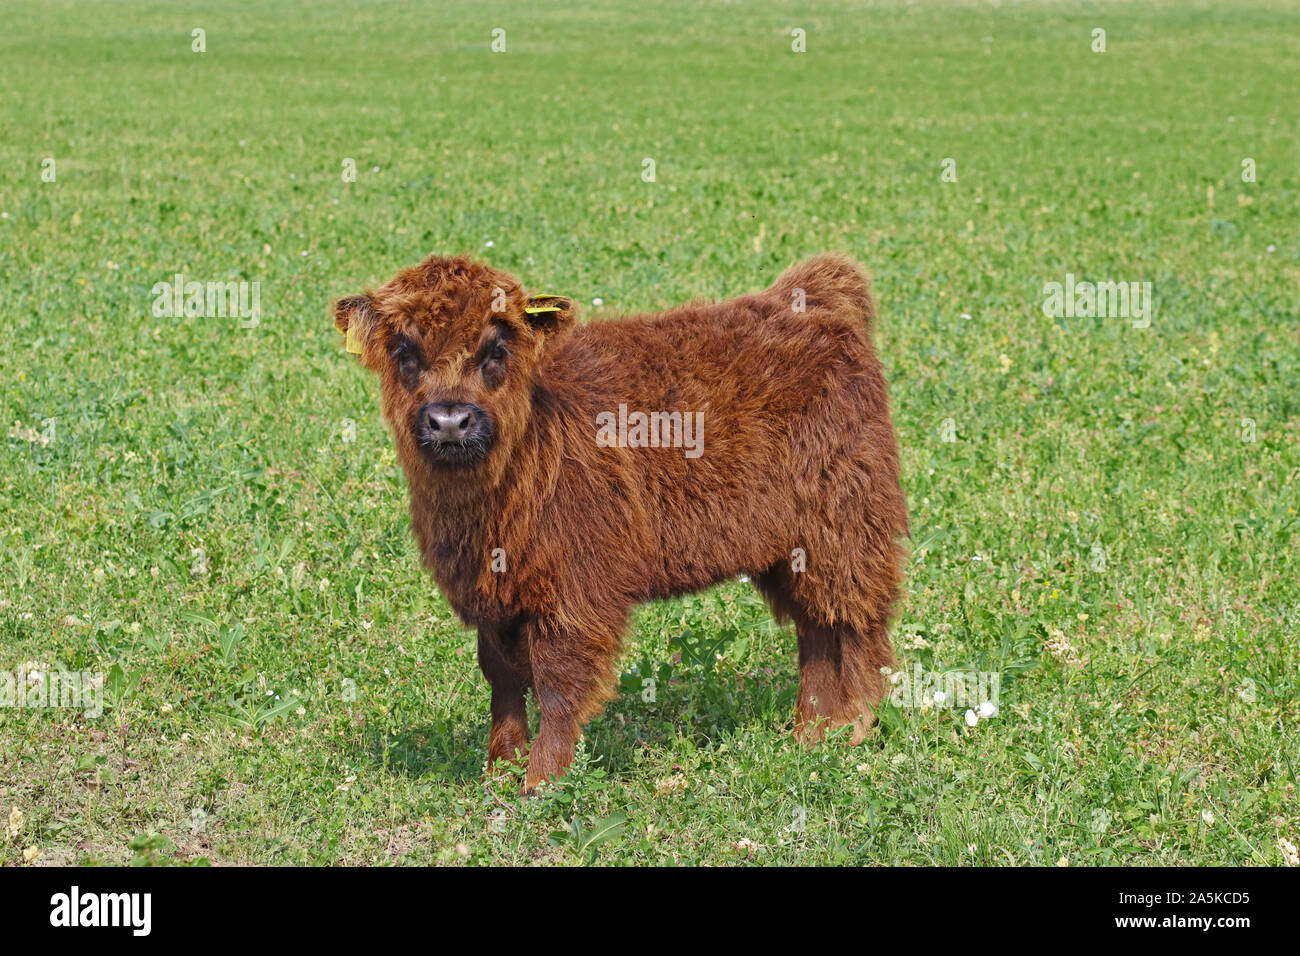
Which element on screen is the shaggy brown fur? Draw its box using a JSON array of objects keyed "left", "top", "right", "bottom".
[{"left": 333, "top": 254, "right": 908, "bottom": 791}]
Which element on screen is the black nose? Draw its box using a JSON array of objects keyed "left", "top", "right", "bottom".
[{"left": 419, "top": 402, "right": 478, "bottom": 444}]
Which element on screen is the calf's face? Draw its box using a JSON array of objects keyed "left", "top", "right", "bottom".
[{"left": 333, "top": 255, "right": 574, "bottom": 478}]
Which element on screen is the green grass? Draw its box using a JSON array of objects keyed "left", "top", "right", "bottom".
[{"left": 2, "top": 0, "right": 1298, "bottom": 866}]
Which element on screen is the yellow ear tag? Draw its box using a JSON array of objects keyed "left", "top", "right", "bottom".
[
  {"left": 525, "top": 292, "right": 567, "bottom": 314},
  {"left": 345, "top": 325, "right": 363, "bottom": 354}
]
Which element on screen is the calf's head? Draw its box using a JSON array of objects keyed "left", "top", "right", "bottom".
[{"left": 333, "top": 255, "right": 575, "bottom": 482}]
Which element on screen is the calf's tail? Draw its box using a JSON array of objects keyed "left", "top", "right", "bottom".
[{"left": 767, "top": 254, "right": 876, "bottom": 334}]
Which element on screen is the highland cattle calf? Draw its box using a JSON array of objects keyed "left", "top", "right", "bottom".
[{"left": 333, "top": 254, "right": 908, "bottom": 792}]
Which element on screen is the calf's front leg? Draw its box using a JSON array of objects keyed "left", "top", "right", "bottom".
[
  {"left": 522, "top": 613, "right": 624, "bottom": 794},
  {"left": 477, "top": 622, "right": 532, "bottom": 771}
]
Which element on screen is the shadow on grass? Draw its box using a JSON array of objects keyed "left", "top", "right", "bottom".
[
  {"left": 354, "top": 719, "right": 486, "bottom": 782},
  {"left": 348, "top": 669, "right": 801, "bottom": 782},
  {"left": 589, "top": 670, "right": 799, "bottom": 775}
]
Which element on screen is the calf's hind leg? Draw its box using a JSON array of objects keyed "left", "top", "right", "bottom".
[
  {"left": 756, "top": 556, "right": 901, "bottom": 744},
  {"left": 791, "top": 613, "right": 893, "bottom": 744}
]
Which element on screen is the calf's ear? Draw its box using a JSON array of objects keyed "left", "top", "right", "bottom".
[
  {"left": 523, "top": 293, "right": 576, "bottom": 342},
  {"left": 333, "top": 293, "right": 378, "bottom": 359}
]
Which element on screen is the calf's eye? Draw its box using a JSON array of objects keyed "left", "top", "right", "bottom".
[
  {"left": 479, "top": 342, "right": 508, "bottom": 387},
  {"left": 392, "top": 344, "right": 421, "bottom": 386}
]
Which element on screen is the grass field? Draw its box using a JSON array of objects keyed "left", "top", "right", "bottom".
[{"left": 2, "top": 0, "right": 1298, "bottom": 866}]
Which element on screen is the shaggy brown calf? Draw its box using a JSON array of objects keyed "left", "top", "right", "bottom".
[{"left": 333, "top": 254, "right": 908, "bottom": 791}]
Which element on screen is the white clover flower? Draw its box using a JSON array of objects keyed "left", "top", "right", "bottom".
[
  {"left": 964, "top": 709, "right": 978, "bottom": 727},
  {"left": 1280, "top": 838, "right": 1298, "bottom": 867},
  {"left": 1044, "top": 626, "right": 1080, "bottom": 663},
  {"left": 978, "top": 701, "right": 997, "bottom": 719}
]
